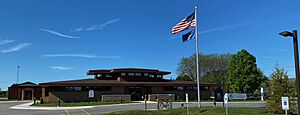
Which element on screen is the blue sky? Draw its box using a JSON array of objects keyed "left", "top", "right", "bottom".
[{"left": 1, "top": 0, "right": 300, "bottom": 90}]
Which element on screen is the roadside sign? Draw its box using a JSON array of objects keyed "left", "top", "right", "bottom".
[
  {"left": 282, "top": 97, "right": 289, "bottom": 110},
  {"left": 260, "top": 87, "right": 263, "bottom": 94},
  {"left": 89, "top": 90, "right": 94, "bottom": 98},
  {"left": 224, "top": 93, "right": 228, "bottom": 104}
]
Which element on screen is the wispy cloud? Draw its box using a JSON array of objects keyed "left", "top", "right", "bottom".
[
  {"left": 39, "top": 28, "right": 80, "bottom": 39},
  {"left": 73, "top": 18, "right": 121, "bottom": 32},
  {"left": 42, "top": 54, "right": 120, "bottom": 59},
  {"left": 50, "top": 66, "right": 73, "bottom": 70},
  {"left": 260, "top": 56, "right": 276, "bottom": 60},
  {"left": 0, "top": 39, "right": 15, "bottom": 45},
  {"left": 1, "top": 43, "right": 31, "bottom": 53},
  {"left": 199, "top": 23, "right": 248, "bottom": 34}
]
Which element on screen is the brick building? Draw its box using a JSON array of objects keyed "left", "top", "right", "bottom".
[{"left": 9, "top": 68, "right": 216, "bottom": 103}]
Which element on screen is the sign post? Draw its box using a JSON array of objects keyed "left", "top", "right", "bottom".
[
  {"left": 224, "top": 93, "right": 228, "bottom": 115},
  {"left": 261, "top": 87, "right": 264, "bottom": 101},
  {"left": 186, "top": 93, "right": 189, "bottom": 115},
  {"left": 282, "top": 97, "right": 289, "bottom": 115}
]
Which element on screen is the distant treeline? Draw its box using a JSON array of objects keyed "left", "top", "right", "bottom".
[{"left": 0, "top": 91, "right": 7, "bottom": 98}]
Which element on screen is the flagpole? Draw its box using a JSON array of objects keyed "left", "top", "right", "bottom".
[{"left": 195, "top": 6, "right": 201, "bottom": 108}]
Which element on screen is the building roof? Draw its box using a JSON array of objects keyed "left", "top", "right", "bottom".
[
  {"left": 39, "top": 78, "right": 216, "bottom": 87},
  {"left": 10, "top": 81, "right": 39, "bottom": 87},
  {"left": 87, "top": 68, "right": 171, "bottom": 75}
]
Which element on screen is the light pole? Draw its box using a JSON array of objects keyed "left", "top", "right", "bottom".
[{"left": 279, "top": 30, "right": 300, "bottom": 113}]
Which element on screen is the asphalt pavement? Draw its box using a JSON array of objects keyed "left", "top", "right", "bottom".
[{"left": 0, "top": 101, "right": 266, "bottom": 115}]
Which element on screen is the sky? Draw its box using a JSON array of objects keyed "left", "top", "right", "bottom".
[{"left": 1, "top": 0, "right": 300, "bottom": 91}]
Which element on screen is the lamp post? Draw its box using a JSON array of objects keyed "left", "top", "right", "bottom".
[{"left": 279, "top": 30, "right": 300, "bottom": 113}]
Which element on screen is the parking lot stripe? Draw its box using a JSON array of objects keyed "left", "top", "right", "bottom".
[
  {"left": 81, "top": 109, "right": 91, "bottom": 115},
  {"left": 64, "top": 109, "right": 70, "bottom": 115}
]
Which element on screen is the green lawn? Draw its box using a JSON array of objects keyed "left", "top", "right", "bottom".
[
  {"left": 32, "top": 101, "right": 136, "bottom": 107},
  {"left": 106, "top": 107, "right": 272, "bottom": 115}
]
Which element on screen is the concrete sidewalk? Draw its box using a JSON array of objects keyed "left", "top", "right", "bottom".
[{"left": 9, "top": 101, "right": 143, "bottom": 110}]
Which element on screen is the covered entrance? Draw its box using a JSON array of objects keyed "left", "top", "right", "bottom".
[
  {"left": 128, "top": 87, "right": 151, "bottom": 101},
  {"left": 23, "top": 90, "right": 33, "bottom": 100}
]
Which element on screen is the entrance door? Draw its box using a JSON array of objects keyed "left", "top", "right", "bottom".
[
  {"left": 23, "top": 90, "right": 32, "bottom": 100},
  {"left": 128, "top": 87, "right": 142, "bottom": 101}
]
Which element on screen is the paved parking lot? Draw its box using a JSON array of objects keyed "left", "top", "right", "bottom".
[{"left": 0, "top": 101, "right": 266, "bottom": 115}]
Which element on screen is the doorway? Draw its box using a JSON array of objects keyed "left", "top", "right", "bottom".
[
  {"left": 23, "top": 90, "right": 33, "bottom": 100},
  {"left": 128, "top": 87, "right": 142, "bottom": 101}
]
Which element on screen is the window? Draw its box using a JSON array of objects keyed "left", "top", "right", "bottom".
[
  {"left": 121, "top": 73, "right": 126, "bottom": 76},
  {"left": 96, "top": 74, "right": 103, "bottom": 77},
  {"left": 106, "top": 74, "right": 112, "bottom": 77},
  {"left": 144, "top": 73, "right": 149, "bottom": 76},
  {"left": 45, "top": 88, "right": 49, "bottom": 96},
  {"left": 128, "top": 73, "right": 135, "bottom": 76},
  {"left": 177, "top": 86, "right": 184, "bottom": 91},
  {"left": 135, "top": 73, "right": 142, "bottom": 76},
  {"left": 100, "top": 86, "right": 112, "bottom": 91},
  {"left": 66, "top": 86, "right": 74, "bottom": 91},
  {"left": 149, "top": 74, "right": 154, "bottom": 77},
  {"left": 157, "top": 75, "right": 162, "bottom": 78},
  {"left": 74, "top": 87, "right": 81, "bottom": 91}
]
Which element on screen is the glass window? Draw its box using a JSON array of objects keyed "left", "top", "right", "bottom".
[
  {"left": 128, "top": 73, "right": 135, "bottom": 76},
  {"left": 100, "top": 86, "right": 112, "bottom": 91},
  {"left": 149, "top": 74, "right": 154, "bottom": 77},
  {"left": 135, "top": 73, "right": 142, "bottom": 76},
  {"left": 177, "top": 86, "right": 184, "bottom": 91},
  {"left": 45, "top": 88, "right": 49, "bottom": 96},
  {"left": 157, "top": 75, "right": 162, "bottom": 78},
  {"left": 66, "top": 86, "right": 74, "bottom": 91},
  {"left": 74, "top": 87, "right": 81, "bottom": 91},
  {"left": 106, "top": 74, "right": 112, "bottom": 77},
  {"left": 121, "top": 73, "right": 126, "bottom": 76},
  {"left": 144, "top": 73, "right": 149, "bottom": 76},
  {"left": 96, "top": 74, "right": 103, "bottom": 77}
]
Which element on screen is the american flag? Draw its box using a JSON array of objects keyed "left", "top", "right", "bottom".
[{"left": 172, "top": 12, "right": 196, "bottom": 34}]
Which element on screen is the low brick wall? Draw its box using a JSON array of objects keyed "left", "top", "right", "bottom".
[
  {"left": 148, "top": 94, "right": 175, "bottom": 101},
  {"left": 101, "top": 95, "right": 131, "bottom": 102}
]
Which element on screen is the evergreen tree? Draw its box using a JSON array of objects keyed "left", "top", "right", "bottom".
[{"left": 267, "top": 64, "right": 297, "bottom": 114}]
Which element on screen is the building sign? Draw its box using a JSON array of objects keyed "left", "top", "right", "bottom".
[
  {"left": 282, "top": 97, "right": 289, "bottom": 110},
  {"left": 89, "top": 90, "right": 94, "bottom": 98}
]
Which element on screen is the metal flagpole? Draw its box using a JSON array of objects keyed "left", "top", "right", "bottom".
[
  {"left": 17, "top": 65, "right": 20, "bottom": 84},
  {"left": 195, "top": 6, "right": 201, "bottom": 108}
]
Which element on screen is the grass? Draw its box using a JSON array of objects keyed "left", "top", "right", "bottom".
[
  {"left": 174, "top": 99, "right": 262, "bottom": 102},
  {"left": 106, "top": 107, "right": 272, "bottom": 115},
  {"left": 31, "top": 101, "right": 136, "bottom": 107}
]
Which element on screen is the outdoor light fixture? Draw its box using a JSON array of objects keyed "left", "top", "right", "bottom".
[
  {"left": 279, "top": 31, "right": 294, "bottom": 37},
  {"left": 279, "top": 30, "right": 300, "bottom": 114}
]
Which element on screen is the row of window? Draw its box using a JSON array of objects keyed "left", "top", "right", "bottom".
[
  {"left": 95, "top": 73, "right": 163, "bottom": 78},
  {"left": 163, "top": 86, "right": 209, "bottom": 91},
  {"left": 120, "top": 72, "right": 162, "bottom": 78}
]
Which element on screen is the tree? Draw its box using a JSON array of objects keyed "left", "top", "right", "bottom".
[
  {"left": 267, "top": 64, "right": 297, "bottom": 114},
  {"left": 227, "top": 49, "right": 264, "bottom": 93},
  {"left": 175, "top": 75, "right": 192, "bottom": 81},
  {"left": 177, "top": 53, "right": 231, "bottom": 83}
]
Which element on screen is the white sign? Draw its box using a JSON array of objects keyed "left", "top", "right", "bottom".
[
  {"left": 88, "top": 90, "right": 94, "bottom": 98},
  {"left": 261, "top": 87, "right": 264, "bottom": 94},
  {"left": 224, "top": 93, "right": 228, "bottom": 104},
  {"left": 282, "top": 97, "right": 289, "bottom": 110},
  {"left": 185, "top": 93, "right": 189, "bottom": 103}
]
